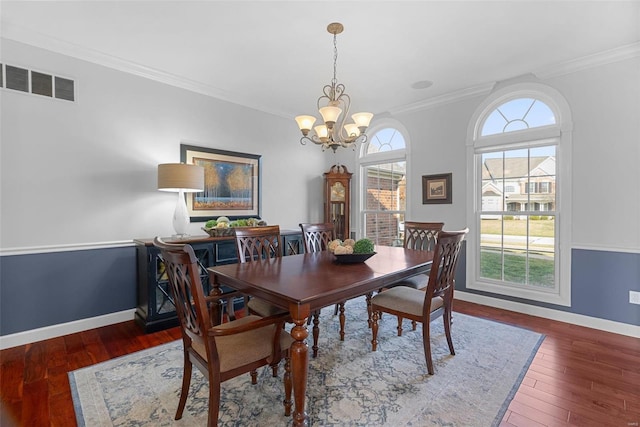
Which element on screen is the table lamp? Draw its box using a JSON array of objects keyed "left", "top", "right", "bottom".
[{"left": 157, "top": 163, "right": 205, "bottom": 237}]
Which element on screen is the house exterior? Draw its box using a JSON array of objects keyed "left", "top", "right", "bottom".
[{"left": 482, "top": 156, "right": 556, "bottom": 216}]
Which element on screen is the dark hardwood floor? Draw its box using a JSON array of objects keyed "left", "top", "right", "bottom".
[{"left": 1, "top": 300, "right": 639, "bottom": 426}]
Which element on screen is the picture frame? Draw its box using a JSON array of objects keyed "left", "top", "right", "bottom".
[
  {"left": 422, "top": 173, "right": 452, "bottom": 204},
  {"left": 180, "top": 144, "right": 261, "bottom": 221}
]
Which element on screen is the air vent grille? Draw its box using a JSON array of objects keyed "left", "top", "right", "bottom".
[{"left": 1, "top": 63, "right": 75, "bottom": 102}]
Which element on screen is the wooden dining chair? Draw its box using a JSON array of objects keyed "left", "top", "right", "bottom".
[
  {"left": 153, "top": 237, "right": 293, "bottom": 426},
  {"left": 379, "top": 221, "right": 444, "bottom": 335},
  {"left": 234, "top": 225, "right": 289, "bottom": 318},
  {"left": 370, "top": 228, "right": 468, "bottom": 375},
  {"left": 299, "top": 223, "right": 345, "bottom": 357}
]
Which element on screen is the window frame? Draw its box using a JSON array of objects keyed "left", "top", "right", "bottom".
[
  {"left": 355, "top": 118, "right": 410, "bottom": 243},
  {"left": 466, "top": 82, "right": 573, "bottom": 306}
]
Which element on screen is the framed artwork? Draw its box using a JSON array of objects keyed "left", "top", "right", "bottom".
[
  {"left": 422, "top": 173, "right": 452, "bottom": 204},
  {"left": 181, "top": 144, "right": 261, "bottom": 221}
]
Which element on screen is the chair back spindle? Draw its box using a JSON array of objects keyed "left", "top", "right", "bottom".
[
  {"left": 235, "top": 226, "right": 282, "bottom": 263},
  {"left": 300, "top": 223, "right": 335, "bottom": 253},
  {"left": 424, "top": 229, "right": 468, "bottom": 313},
  {"left": 403, "top": 221, "right": 444, "bottom": 251},
  {"left": 154, "top": 239, "right": 218, "bottom": 365}
]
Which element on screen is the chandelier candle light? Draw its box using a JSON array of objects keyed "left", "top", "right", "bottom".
[
  {"left": 157, "top": 163, "right": 204, "bottom": 238},
  {"left": 295, "top": 22, "right": 373, "bottom": 152}
]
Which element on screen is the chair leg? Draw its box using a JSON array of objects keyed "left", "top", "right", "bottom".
[
  {"left": 371, "top": 311, "right": 380, "bottom": 351},
  {"left": 243, "top": 295, "right": 250, "bottom": 317},
  {"left": 444, "top": 307, "right": 455, "bottom": 356},
  {"left": 207, "top": 375, "right": 221, "bottom": 427},
  {"left": 271, "top": 363, "right": 279, "bottom": 377},
  {"left": 250, "top": 369, "right": 258, "bottom": 384},
  {"left": 338, "top": 302, "right": 346, "bottom": 341},
  {"left": 422, "top": 321, "right": 434, "bottom": 375},
  {"left": 312, "top": 311, "right": 320, "bottom": 358},
  {"left": 307, "top": 308, "right": 317, "bottom": 325},
  {"left": 366, "top": 293, "right": 373, "bottom": 328},
  {"left": 396, "top": 316, "right": 403, "bottom": 337},
  {"left": 333, "top": 303, "right": 339, "bottom": 315},
  {"left": 175, "top": 353, "right": 192, "bottom": 420},
  {"left": 283, "top": 353, "right": 292, "bottom": 417},
  {"left": 411, "top": 320, "right": 417, "bottom": 331}
]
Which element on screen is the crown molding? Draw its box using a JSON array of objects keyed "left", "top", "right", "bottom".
[
  {"left": 389, "top": 83, "right": 495, "bottom": 115},
  {"left": 535, "top": 42, "right": 640, "bottom": 79}
]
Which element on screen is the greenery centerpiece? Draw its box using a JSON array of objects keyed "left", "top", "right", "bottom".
[
  {"left": 329, "top": 238, "right": 376, "bottom": 263},
  {"left": 202, "top": 216, "right": 265, "bottom": 237}
]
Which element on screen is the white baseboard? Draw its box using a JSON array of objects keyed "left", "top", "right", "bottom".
[
  {"left": 0, "top": 309, "right": 136, "bottom": 350},
  {"left": 455, "top": 291, "right": 640, "bottom": 339}
]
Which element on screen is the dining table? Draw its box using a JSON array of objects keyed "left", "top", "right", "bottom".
[{"left": 207, "top": 245, "right": 434, "bottom": 427}]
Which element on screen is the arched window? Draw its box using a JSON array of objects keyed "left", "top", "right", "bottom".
[
  {"left": 356, "top": 120, "right": 408, "bottom": 246},
  {"left": 481, "top": 98, "right": 556, "bottom": 136},
  {"left": 466, "top": 83, "right": 572, "bottom": 306}
]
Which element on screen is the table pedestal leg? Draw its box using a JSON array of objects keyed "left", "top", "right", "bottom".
[{"left": 289, "top": 304, "right": 310, "bottom": 427}]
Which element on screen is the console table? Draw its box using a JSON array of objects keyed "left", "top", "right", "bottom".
[{"left": 134, "top": 230, "right": 303, "bottom": 332}]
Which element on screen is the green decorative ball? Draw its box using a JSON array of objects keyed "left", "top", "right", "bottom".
[{"left": 353, "top": 238, "right": 375, "bottom": 254}]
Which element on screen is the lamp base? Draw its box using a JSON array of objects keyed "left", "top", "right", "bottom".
[{"left": 172, "top": 190, "right": 190, "bottom": 237}]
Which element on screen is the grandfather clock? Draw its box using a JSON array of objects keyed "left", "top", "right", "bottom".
[{"left": 324, "top": 164, "right": 352, "bottom": 240}]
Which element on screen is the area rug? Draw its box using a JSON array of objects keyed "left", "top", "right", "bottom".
[{"left": 69, "top": 296, "right": 543, "bottom": 426}]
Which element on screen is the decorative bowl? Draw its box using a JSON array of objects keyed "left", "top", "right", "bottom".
[
  {"left": 201, "top": 227, "right": 235, "bottom": 237},
  {"left": 333, "top": 252, "right": 376, "bottom": 264}
]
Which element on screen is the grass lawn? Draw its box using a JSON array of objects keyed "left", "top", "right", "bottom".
[
  {"left": 481, "top": 218, "right": 554, "bottom": 237},
  {"left": 480, "top": 250, "right": 555, "bottom": 288}
]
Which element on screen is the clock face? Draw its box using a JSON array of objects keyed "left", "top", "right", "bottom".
[{"left": 330, "top": 182, "right": 345, "bottom": 201}]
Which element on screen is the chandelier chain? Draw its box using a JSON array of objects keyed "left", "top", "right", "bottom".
[{"left": 332, "top": 33, "right": 338, "bottom": 87}]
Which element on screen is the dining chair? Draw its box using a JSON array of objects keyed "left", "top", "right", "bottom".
[
  {"left": 299, "top": 222, "right": 345, "bottom": 357},
  {"left": 370, "top": 228, "right": 468, "bottom": 375},
  {"left": 379, "top": 221, "right": 444, "bottom": 335},
  {"left": 234, "top": 225, "right": 289, "bottom": 319},
  {"left": 153, "top": 237, "right": 293, "bottom": 426}
]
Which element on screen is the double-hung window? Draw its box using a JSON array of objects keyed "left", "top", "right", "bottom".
[
  {"left": 467, "top": 83, "right": 573, "bottom": 306},
  {"left": 358, "top": 126, "right": 407, "bottom": 247}
]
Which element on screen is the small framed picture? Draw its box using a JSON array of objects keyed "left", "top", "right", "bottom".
[{"left": 422, "top": 173, "right": 452, "bottom": 204}]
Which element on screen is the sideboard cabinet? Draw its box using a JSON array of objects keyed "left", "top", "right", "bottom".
[{"left": 134, "top": 230, "right": 302, "bottom": 332}]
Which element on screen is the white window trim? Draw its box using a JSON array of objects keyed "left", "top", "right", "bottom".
[
  {"left": 355, "top": 117, "right": 410, "bottom": 239},
  {"left": 466, "top": 82, "right": 573, "bottom": 306}
]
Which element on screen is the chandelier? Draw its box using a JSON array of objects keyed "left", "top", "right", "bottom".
[{"left": 295, "top": 22, "right": 373, "bottom": 152}]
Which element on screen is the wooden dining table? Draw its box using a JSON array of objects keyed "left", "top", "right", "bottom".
[{"left": 207, "top": 245, "right": 434, "bottom": 427}]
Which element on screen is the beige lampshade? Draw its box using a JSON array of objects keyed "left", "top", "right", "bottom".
[
  {"left": 352, "top": 112, "right": 374, "bottom": 128},
  {"left": 344, "top": 123, "right": 360, "bottom": 137},
  {"left": 295, "top": 115, "right": 317, "bottom": 132},
  {"left": 319, "top": 106, "right": 342, "bottom": 125},
  {"left": 314, "top": 124, "right": 329, "bottom": 139},
  {"left": 157, "top": 163, "right": 204, "bottom": 192}
]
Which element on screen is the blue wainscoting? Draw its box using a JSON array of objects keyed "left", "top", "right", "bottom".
[
  {"left": 570, "top": 249, "right": 640, "bottom": 325},
  {"left": 0, "top": 246, "right": 136, "bottom": 336},
  {"left": 458, "top": 248, "right": 640, "bottom": 327},
  {"left": 1, "top": 245, "right": 637, "bottom": 339}
]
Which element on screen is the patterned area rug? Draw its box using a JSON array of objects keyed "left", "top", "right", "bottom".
[{"left": 70, "top": 297, "right": 543, "bottom": 426}]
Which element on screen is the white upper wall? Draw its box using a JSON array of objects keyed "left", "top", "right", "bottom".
[
  {"left": 0, "top": 39, "right": 325, "bottom": 250},
  {"left": 545, "top": 58, "right": 640, "bottom": 251}
]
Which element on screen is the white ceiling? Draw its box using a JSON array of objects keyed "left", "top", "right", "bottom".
[{"left": 2, "top": 1, "right": 639, "bottom": 119}]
